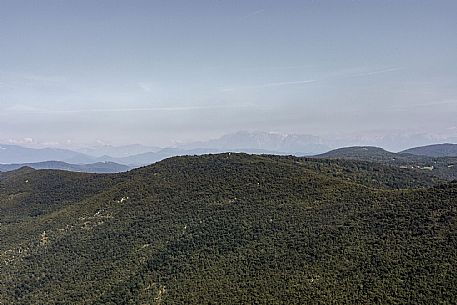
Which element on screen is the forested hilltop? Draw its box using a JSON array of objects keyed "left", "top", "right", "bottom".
[{"left": 1, "top": 153, "right": 456, "bottom": 304}]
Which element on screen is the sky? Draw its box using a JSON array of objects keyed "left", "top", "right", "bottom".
[{"left": 1, "top": 0, "right": 456, "bottom": 149}]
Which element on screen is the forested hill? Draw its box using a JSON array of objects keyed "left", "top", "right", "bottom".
[
  {"left": 1, "top": 153, "right": 456, "bottom": 304},
  {"left": 316, "top": 146, "right": 399, "bottom": 161},
  {"left": 401, "top": 143, "right": 457, "bottom": 157},
  {"left": 315, "top": 146, "right": 457, "bottom": 181}
]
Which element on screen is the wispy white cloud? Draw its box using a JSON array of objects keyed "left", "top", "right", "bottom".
[
  {"left": 0, "top": 71, "right": 67, "bottom": 85},
  {"left": 242, "top": 9, "right": 265, "bottom": 19},
  {"left": 21, "top": 73, "right": 67, "bottom": 83},
  {"left": 138, "top": 82, "right": 155, "bottom": 92},
  {"left": 4, "top": 104, "right": 41, "bottom": 112},
  {"left": 390, "top": 99, "right": 457, "bottom": 111},
  {"left": 221, "top": 79, "right": 317, "bottom": 92},
  {"left": 219, "top": 66, "right": 402, "bottom": 92},
  {"left": 201, "top": 64, "right": 314, "bottom": 73},
  {"left": 1, "top": 104, "right": 254, "bottom": 115},
  {"left": 350, "top": 67, "right": 404, "bottom": 77},
  {"left": 311, "top": 66, "right": 404, "bottom": 82}
]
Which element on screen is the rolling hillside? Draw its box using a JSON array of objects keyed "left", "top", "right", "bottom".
[{"left": 1, "top": 154, "right": 456, "bottom": 304}]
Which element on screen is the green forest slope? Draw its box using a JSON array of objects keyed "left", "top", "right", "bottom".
[{"left": 1, "top": 154, "right": 456, "bottom": 304}]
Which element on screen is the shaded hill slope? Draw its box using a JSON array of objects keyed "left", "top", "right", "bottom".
[
  {"left": 1, "top": 154, "right": 456, "bottom": 304},
  {"left": 0, "top": 167, "right": 122, "bottom": 224}
]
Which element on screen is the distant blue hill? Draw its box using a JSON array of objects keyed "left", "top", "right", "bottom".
[
  {"left": 0, "top": 161, "right": 130, "bottom": 173},
  {"left": 0, "top": 144, "right": 94, "bottom": 164}
]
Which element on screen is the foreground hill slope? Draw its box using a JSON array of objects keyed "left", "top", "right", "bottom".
[{"left": 1, "top": 154, "right": 456, "bottom": 304}]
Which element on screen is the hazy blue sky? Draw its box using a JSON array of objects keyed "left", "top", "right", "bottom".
[{"left": 1, "top": 0, "right": 456, "bottom": 148}]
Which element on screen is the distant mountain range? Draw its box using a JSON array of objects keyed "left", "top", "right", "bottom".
[
  {"left": 75, "top": 144, "right": 161, "bottom": 158},
  {"left": 0, "top": 131, "right": 331, "bottom": 167},
  {"left": 179, "top": 130, "right": 330, "bottom": 155},
  {"left": 1, "top": 132, "right": 456, "bottom": 172},
  {"left": 0, "top": 161, "right": 130, "bottom": 173}
]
